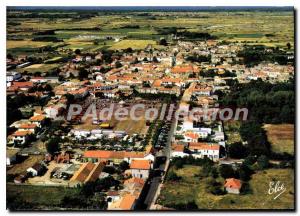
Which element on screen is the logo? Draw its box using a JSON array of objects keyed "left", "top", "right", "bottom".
[{"left": 268, "top": 181, "right": 286, "bottom": 200}]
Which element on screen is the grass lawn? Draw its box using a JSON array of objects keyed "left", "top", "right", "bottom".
[
  {"left": 264, "top": 124, "right": 294, "bottom": 155},
  {"left": 109, "top": 39, "right": 157, "bottom": 50},
  {"left": 158, "top": 165, "right": 294, "bottom": 210}
]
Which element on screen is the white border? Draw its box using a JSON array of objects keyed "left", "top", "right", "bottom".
[{"left": 1, "top": 1, "right": 297, "bottom": 216}]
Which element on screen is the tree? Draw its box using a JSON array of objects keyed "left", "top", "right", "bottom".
[
  {"left": 7, "top": 53, "right": 13, "bottom": 60},
  {"left": 167, "top": 170, "right": 181, "bottom": 181},
  {"left": 201, "top": 162, "right": 213, "bottom": 177},
  {"left": 219, "top": 164, "right": 235, "bottom": 179},
  {"left": 210, "top": 167, "right": 219, "bottom": 178},
  {"left": 159, "top": 38, "right": 167, "bottom": 46},
  {"left": 238, "top": 163, "right": 253, "bottom": 181},
  {"left": 119, "top": 161, "right": 129, "bottom": 172},
  {"left": 228, "top": 142, "right": 248, "bottom": 159},
  {"left": 174, "top": 159, "right": 184, "bottom": 169},
  {"left": 206, "top": 177, "right": 225, "bottom": 195},
  {"left": 75, "top": 49, "right": 81, "bottom": 55},
  {"left": 44, "top": 84, "right": 53, "bottom": 92},
  {"left": 243, "top": 155, "right": 256, "bottom": 167},
  {"left": 152, "top": 56, "right": 159, "bottom": 63},
  {"left": 46, "top": 137, "right": 60, "bottom": 155},
  {"left": 124, "top": 47, "right": 133, "bottom": 53},
  {"left": 78, "top": 68, "right": 88, "bottom": 81},
  {"left": 115, "top": 61, "right": 122, "bottom": 68},
  {"left": 257, "top": 155, "right": 269, "bottom": 170}
]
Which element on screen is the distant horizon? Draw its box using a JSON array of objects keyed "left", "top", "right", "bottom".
[{"left": 7, "top": 6, "right": 294, "bottom": 12}]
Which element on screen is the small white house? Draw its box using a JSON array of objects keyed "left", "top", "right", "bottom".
[
  {"left": 171, "top": 144, "right": 188, "bottom": 158},
  {"left": 129, "top": 160, "right": 151, "bottom": 179}
]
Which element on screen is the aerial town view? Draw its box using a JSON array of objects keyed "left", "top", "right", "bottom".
[{"left": 6, "top": 6, "right": 295, "bottom": 211}]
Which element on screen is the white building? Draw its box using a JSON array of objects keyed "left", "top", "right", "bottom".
[
  {"left": 129, "top": 160, "right": 151, "bottom": 179},
  {"left": 188, "top": 142, "right": 220, "bottom": 161},
  {"left": 171, "top": 144, "right": 188, "bottom": 158}
]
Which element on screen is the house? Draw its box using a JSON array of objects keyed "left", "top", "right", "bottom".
[
  {"left": 10, "top": 81, "right": 34, "bottom": 91},
  {"left": 129, "top": 160, "right": 151, "bottom": 179},
  {"left": 212, "top": 131, "right": 225, "bottom": 141},
  {"left": 44, "top": 104, "right": 65, "bottom": 119},
  {"left": 108, "top": 177, "right": 145, "bottom": 210},
  {"left": 27, "top": 162, "right": 46, "bottom": 176},
  {"left": 224, "top": 178, "right": 242, "bottom": 194},
  {"left": 108, "top": 194, "right": 137, "bottom": 210},
  {"left": 12, "top": 130, "right": 32, "bottom": 145},
  {"left": 119, "top": 194, "right": 137, "bottom": 210},
  {"left": 171, "top": 144, "right": 188, "bottom": 158},
  {"left": 29, "top": 115, "right": 46, "bottom": 127},
  {"left": 69, "top": 162, "right": 105, "bottom": 187},
  {"left": 184, "top": 132, "right": 199, "bottom": 142},
  {"left": 83, "top": 150, "right": 154, "bottom": 165},
  {"left": 6, "top": 71, "right": 22, "bottom": 82},
  {"left": 188, "top": 142, "right": 220, "bottom": 161},
  {"left": 18, "top": 123, "right": 38, "bottom": 134}
]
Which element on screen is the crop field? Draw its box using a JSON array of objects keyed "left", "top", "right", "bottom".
[
  {"left": 264, "top": 124, "right": 294, "bottom": 155},
  {"left": 16, "top": 63, "right": 61, "bottom": 74},
  {"left": 109, "top": 39, "right": 157, "bottom": 50},
  {"left": 158, "top": 166, "right": 294, "bottom": 210},
  {"left": 7, "top": 11, "right": 294, "bottom": 56}
]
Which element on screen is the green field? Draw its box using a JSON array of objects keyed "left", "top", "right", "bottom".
[
  {"left": 158, "top": 166, "right": 294, "bottom": 210},
  {"left": 7, "top": 184, "right": 81, "bottom": 210},
  {"left": 7, "top": 11, "right": 294, "bottom": 55}
]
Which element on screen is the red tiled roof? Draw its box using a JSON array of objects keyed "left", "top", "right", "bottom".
[
  {"left": 130, "top": 160, "right": 151, "bottom": 170},
  {"left": 185, "top": 132, "right": 199, "bottom": 140},
  {"left": 172, "top": 144, "right": 185, "bottom": 152},
  {"left": 171, "top": 65, "right": 195, "bottom": 73},
  {"left": 83, "top": 150, "right": 146, "bottom": 160},
  {"left": 119, "top": 194, "right": 136, "bottom": 210},
  {"left": 12, "top": 130, "right": 32, "bottom": 136},
  {"left": 19, "top": 123, "right": 37, "bottom": 129},
  {"left": 124, "top": 177, "right": 145, "bottom": 185},
  {"left": 224, "top": 178, "right": 242, "bottom": 190},
  {"left": 189, "top": 142, "right": 220, "bottom": 151},
  {"left": 12, "top": 82, "right": 34, "bottom": 88},
  {"left": 30, "top": 115, "right": 45, "bottom": 121}
]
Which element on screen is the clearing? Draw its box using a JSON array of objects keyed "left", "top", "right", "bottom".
[{"left": 264, "top": 124, "right": 294, "bottom": 155}]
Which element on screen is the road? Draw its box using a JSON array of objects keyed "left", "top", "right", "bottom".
[{"left": 144, "top": 111, "right": 177, "bottom": 210}]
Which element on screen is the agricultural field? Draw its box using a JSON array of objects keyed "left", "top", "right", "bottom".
[
  {"left": 158, "top": 165, "right": 294, "bottom": 210},
  {"left": 109, "top": 39, "right": 157, "bottom": 50},
  {"left": 7, "top": 10, "right": 294, "bottom": 56},
  {"left": 16, "top": 63, "right": 61, "bottom": 74},
  {"left": 264, "top": 124, "right": 294, "bottom": 155}
]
